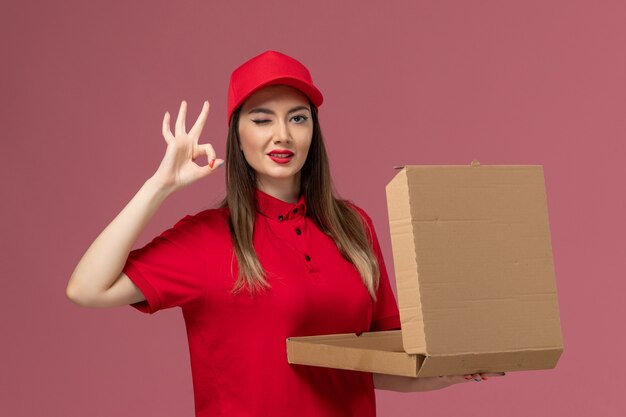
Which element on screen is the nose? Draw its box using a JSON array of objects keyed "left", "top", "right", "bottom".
[{"left": 273, "top": 119, "right": 292, "bottom": 143}]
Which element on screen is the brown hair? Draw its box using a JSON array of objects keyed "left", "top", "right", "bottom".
[{"left": 219, "top": 101, "right": 380, "bottom": 299}]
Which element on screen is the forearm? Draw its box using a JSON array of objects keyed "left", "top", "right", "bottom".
[
  {"left": 66, "top": 177, "right": 172, "bottom": 300},
  {"left": 373, "top": 374, "right": 453, "bottom": 392}
]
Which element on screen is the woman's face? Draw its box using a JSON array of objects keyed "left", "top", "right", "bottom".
[{"left": 238, "top": 85, "right": 313, "bottom": 191}]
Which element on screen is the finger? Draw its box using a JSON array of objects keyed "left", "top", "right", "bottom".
[
  {"left": 175, "top": 100, "right": 187, "bottom": 137},
  {"left": 162, "top": 112, "right": 174, "bottom": 144},
  {"left": 182, "top": 102, "right": 187, "bottom": 132},
  {"left": 199, "top": 158, "right": 224, "bottom": 177},
  {"left": 190, "top": 101, "right": 210, "bottom": 138}
]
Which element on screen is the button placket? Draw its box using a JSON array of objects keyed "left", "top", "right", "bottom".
[
  {"left": 292, "top": 218, "right": 306, "bottom": 243},
  {"left": 299, "top": 218, "right": 313, "bottom": 270},
  {"left": 271, "top": 210, "right": 314, "bottom": 272}
]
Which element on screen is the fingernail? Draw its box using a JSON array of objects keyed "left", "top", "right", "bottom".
[
  {"left": 209, "top": 159, "right": 215, "bottom": 168},
  {"left": 482, "top": 376, "right": 488, "bottom": 380},
  {"left": 464, "top": 376, "right": 472, "bottom": 380}
]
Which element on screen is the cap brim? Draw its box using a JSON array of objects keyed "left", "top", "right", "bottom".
[{"left": 230, "top": 77, "right": 323, "bottom": 120}]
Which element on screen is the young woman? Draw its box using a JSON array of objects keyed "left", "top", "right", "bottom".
[{"left": 66, "top": 50, "right": 503, "bottom": 417}]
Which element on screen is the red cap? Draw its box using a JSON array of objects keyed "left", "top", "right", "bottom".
[{"left": 227, "top": 50, "right": 324, "bottom": 125}]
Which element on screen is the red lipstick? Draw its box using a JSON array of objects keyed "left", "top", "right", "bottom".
[{"left": 267, "top": 149, "right": 294, "bottom": 164}]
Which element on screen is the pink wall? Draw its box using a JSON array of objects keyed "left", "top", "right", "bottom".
[{"left": 2, "top": 0, "right": 624, "bottom": 416}]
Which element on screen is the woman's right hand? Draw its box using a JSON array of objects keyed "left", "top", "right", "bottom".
[{"left": 151, "top": 100, "right": 224, "bottom": 194}]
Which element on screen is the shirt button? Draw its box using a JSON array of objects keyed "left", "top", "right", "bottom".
[
  {"left": 304, "top": 255, "right": 311, "bottom": 262},
  {"left": 278, "top": 215, "right": 283, "bottom": 221},
  {"left": 295, "top": 228, "right": 301, "bottom": 235}
]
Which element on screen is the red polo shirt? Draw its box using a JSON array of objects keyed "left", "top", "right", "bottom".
[{"left": 122, "top": 189, "right": 401, "bottom": 417}]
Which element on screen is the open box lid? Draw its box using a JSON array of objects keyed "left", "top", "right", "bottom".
[{"left": 386, "top": 162, "right": 563, "bottom": 357}]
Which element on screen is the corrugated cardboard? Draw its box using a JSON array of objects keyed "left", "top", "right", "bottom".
[{"left": 287, "top": 162, "right": 564, "bottom": 377}]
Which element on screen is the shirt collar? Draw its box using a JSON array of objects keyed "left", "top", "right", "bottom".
[{"left": 255, "top": 188, "right": 307, "bottom": 222}]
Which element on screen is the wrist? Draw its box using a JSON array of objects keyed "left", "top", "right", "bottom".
[{"left": 144, "top": 177, "right": 175, "bottom": 200}]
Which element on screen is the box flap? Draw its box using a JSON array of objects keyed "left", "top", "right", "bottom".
[
  {"left": 386, "top": 168, "right": 428, "bottom": 354},
  {"left": 386, "top": 164, "right": 563, "bottom": 356}
]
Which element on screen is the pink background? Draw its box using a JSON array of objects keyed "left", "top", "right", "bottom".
[{"left": 2, "top": 0, "right": 624, "bottom": 416}]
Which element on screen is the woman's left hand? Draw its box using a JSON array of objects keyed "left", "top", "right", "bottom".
[
  {"left": 373, "top": 371, "right": 506, "bottom": 392},
  {"left": 443, "top": 372, "right": 507, "bottom": 385}
]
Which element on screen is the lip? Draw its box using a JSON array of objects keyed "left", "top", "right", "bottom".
[
  {"left": 267, "top": 155, "right": 293, "bottom": 164},
  {"left": 267, "top": 149, "right": 294, "bottom": 156}
]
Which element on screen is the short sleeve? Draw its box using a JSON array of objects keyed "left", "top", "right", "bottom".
[
  {"left": 122, "top": 214, "right": 208, "bottom": 314},
  {"left": 348, "top": 203, "right": 401, "bottom": 332}
]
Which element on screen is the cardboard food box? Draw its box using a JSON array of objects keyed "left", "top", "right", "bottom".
[{"left": 287, "top": 162, "right": 563, "bottom": 377}]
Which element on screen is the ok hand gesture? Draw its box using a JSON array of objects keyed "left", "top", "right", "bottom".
[{"left": 151, "top": 100, "right": 224, "bottom": 194}]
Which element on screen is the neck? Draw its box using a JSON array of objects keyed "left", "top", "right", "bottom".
[{"left": 257, "top": 174, "right": 301, "bottom": 203}]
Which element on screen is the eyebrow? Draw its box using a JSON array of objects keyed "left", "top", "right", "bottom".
[{"left": 248, "top": 105, "right": 311, "bottom": 115}]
